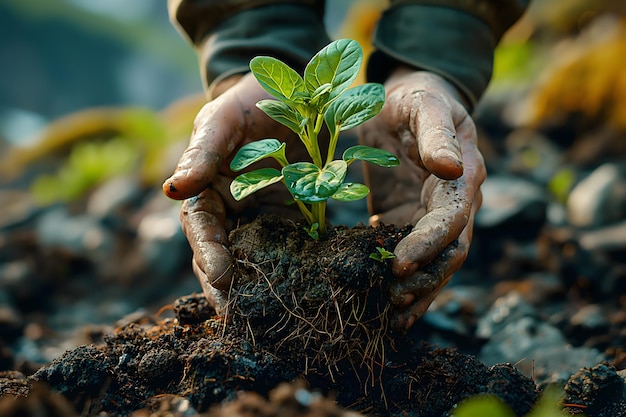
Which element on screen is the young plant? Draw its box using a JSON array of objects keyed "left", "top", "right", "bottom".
[
  {"left": 369, "top": 246, "right": 396, "bottom": 262},
  {"left": 229, "top": 39, "right": 399, "bottom": 237}
]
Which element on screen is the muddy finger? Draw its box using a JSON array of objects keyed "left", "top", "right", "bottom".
[
  {"left": 181, "top": 189, "right": 233, "bottom": 290},
  {"left": 192, "top": 257, "right": 229, "bottom": 316},
  {"left": 392, "top": 178, "right": 470, "bottom": 277}
]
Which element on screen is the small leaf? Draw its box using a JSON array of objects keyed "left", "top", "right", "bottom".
[
  {"left": 370, "top": 247, "right": 395, "bottom": 262},
  {"left": 250, "top": 56, "right": 306, "bottom": 102},
  {"left": 283, "top": 160, "right": 347, "bottom": 203},
  {"left": 304, "top": 39, "right": 362, "bottom": 102},
  {"left": 331, "top": 182, "right": 369, "bottom": 201},
  {"left": 256, "top": 100, "right": 304, "bottom": 135},
  {"left": 309, "top": 83, "right": 333, "bottom": 108},
  {"left": 230, "top": 139, "right": 286, "bottom": 171},
  {"left": 325, "top": 83, "right": 385, "bottom": 136},
  {"left": 343, "top": 145, "right": 400, "bottom": 167},
  {"left": 230, "top": 168, "right": 283, "bottom": 201},
  {"left": 304, "top": 223, "right": 319, "bottom": 240}
]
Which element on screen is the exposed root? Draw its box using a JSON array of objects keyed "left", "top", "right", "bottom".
[
  {"left": 229, "top": 256, "right": 393, "bottom": 398},
  {"left": 223, "top": 214, "right": 413, "bottom": 404}
]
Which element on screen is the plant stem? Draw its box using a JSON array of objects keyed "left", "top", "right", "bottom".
[
  {"left": 312, "top": 201, "right": 327, "bottom": 235},
  {"left": 306, "top": 118, "right": 323, "bottom": 167},
  {"left": 325, "top": 128, "right": 340, "bottom": 167}
]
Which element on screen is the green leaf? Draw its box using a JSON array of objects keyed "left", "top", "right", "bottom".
[
  {"left": 325, "top": 83, "right": 385, "bottom": 136},
  {"left": 256, "top": 100, "right": 304, "bottom": 135},
  {"left": 309, "top": 83, "right": 333, "bottom": 108},
  {"left": 283, "top": 160, "right": 347, "bottom": 203},
  {"left": 304, "top": 223, "right": 319, "bottom": 240},
  {"left": 304, "top": 39, "right": 362, "bottom": 102},
  {"left": 230, "top": 139, "right": 286, "bottom": 172},
  {"left": 250, "top": 56, "right": 306, "bottom": 102},
  {"left": 331, "top": 182, "right": 369, "bottom": 201},
  {"left": 230, "top": 168, "right": 283, "bottom": 201},
  {"left": 369, "top": 247, "right": 396, "bottom": 262},
  {"left": 343, "top": 145, "right": 400, "bottom": 167}
]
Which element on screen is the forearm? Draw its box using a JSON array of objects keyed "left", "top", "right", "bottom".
[
  {"left": 368, "top": 0, "right": 530, "bottom": 111},
  {"left": 168, "top": 0, "right": 330, "bottom": 94}
]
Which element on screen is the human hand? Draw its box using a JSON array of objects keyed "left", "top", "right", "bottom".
[
  {"left": 359, "top": 68, "right": 485, "bottom": 331},
  {"left": 162, "top": 73, "right": 307, "bottom": 315}
]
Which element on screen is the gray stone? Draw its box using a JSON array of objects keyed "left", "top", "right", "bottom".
[
  {"left": 475, "top": 175, "right": 547, "bottom": 228},
  {"left": 35, "top": 207, "right": 114, "bottom": 262},
  {"left": 567, "top": 162, "right": 626, "bottom": 228}
]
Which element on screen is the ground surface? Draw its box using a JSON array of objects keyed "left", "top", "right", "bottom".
[{"left": 1, "top": 209, "right": 626, "bottom": 416}]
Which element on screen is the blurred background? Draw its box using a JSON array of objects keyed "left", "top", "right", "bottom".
[
  {"left": 0, "top": 0, "right": 199, "bottom": 144},
  {"left": 1, "top": 0, "right": 626, "bottom": 381}
]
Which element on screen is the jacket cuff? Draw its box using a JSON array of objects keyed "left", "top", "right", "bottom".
[
  {"left": 367, "top": 4, "right": 496, "bottom": 111},
  {"left": 198, "top": 4, "right": 331, "bottom": 92}
]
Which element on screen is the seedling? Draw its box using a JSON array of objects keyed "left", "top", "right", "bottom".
[
  {"left": 369, "top": 246, "right": 396, "bottom": 262},
  {"left": 229, "top": 39, "right": 399, "bottom": 237}
]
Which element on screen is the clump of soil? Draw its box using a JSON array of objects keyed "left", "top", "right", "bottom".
[
  {"left": 19, "top": 214, "right": 542, "bottom": 416},
  {"left": 226, "top": 214, "right": 412, "bottom": 383}
]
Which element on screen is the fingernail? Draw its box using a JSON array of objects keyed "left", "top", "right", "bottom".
[
  {"left": 432, "top": 149, "right": 464, "bottom": 179},
  {"left": 433, "top": 148, "right": 461, "bottom": 165}
]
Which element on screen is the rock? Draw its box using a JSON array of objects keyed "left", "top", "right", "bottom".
[
  {"left": 35, "top": 206, "right": 114, "bottom": 262},
  {"left": 86, "top": 176, "right": 142, "bottom": 219},
  {"left": 477, "top": 293, "right": 606, "bottom": 385},
  {"left": 476, "top": 292, "right": 536, "bottom": 340},
  {"left": 479, "top": 316, "right": 606, "bottom": 385},
  {"left": 421, "top": 285, "right": 491, "bottom": 339},
  {"left": 570, "top": 304, "right": 610, "bottom": 333},
  {"left": 567, "top": 162, "right": 626, "bottom": 228},
  {"left": 475, "top": 175, "right": 547, "bottom": 228},
  {"left": 578, "top": 220, "right": 626, "bottom": 252}
]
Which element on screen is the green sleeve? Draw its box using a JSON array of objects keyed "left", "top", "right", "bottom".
[
  {"left": 367, "top": 0, "right": 530, "bottom": 111},
  {"left": 167, "top": 0, "right": 329, "bottom": 91}
]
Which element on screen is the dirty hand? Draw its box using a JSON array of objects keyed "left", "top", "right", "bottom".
[
  {"left": 360, "top": 68, "right": 485, "bottom": 331},
  {"left": 162, "top": 73, "right": 305, "bottom": 315}
]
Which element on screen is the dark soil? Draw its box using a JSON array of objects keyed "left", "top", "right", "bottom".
[
  {"left": 1, "top": 214, "right": 624, "bottom": 416},
  {"left": 0, "top": 214, "right": 540, "bottom": 416}
]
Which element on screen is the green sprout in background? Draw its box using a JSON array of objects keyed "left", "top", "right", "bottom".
[{"left": 229, "top": 39, "right": 399, "bottom": 238}]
